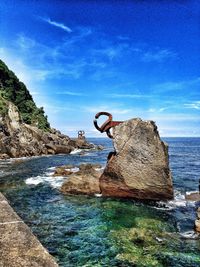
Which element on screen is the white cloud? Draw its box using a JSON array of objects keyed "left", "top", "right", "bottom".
[
  {"left": 92, "top": 43, "right": 129, "bottom": 61},
  {"left": 106, "top": 93, "right": 148, "bottom": 99},
  {"left": 42, "top": 18, "right": 72, "bottom": 33},
  {"left": 141, "top": 49, "right": 177, "bottom": 62},
  {"left": 184, "top": 101, "right": 200, "bottom": 110},
  {"left": 56, "top": 91, "right": 86, "bottom": 96}
]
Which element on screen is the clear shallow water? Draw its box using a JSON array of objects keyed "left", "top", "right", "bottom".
[{"left": 0, "top": 138, "right": 200, "bottom": 267}]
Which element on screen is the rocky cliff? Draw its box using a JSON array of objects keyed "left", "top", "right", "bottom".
[
  {"left": 0, "top": 59, "right": 50, "bottom": 130},
  {"left": 0, "top": 98, "right": 72, "bottom": 158},
  {"left": 0, "top": 60, "right": 95, "bottom": 159}
]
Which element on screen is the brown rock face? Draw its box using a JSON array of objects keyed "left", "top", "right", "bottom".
[
  {"left": 60, "top": 164, "right": 102, "bottom": 195},
  {"left": 195, "top": 219, "right": 200, "bottom": 233},
  {"left": 100, "top": 118, "right": 173, "bottom": 200},
  {"left": 0, "top": 101, "right": 97, "bottom": 158},
  {"left": 194, "top": 207, "right": 200, "bottom": 233}
]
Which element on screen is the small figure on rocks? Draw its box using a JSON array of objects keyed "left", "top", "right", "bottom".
[{"left": 78, "top": 130, "right": 85, "bottom": 140}]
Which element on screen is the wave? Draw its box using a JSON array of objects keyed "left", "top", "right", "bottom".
[
  {"left": 179, "top": 231, "right": 199, "bottom": 239},
  {"left": 25, "top": 175, "right": 65, "bottom": 188},
  {"left": 155, "top": 190, "right": 198, "bottom": 210},
  {"left": 25, "top": 165, "right": 81, "bottom": 188},
  {"left": 70, "top": 149, "right": 82, "bottom": 154}
]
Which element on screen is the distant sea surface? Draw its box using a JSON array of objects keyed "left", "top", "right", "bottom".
[{"left": 0, "top": 137, "right": 200, "bottom": 267}]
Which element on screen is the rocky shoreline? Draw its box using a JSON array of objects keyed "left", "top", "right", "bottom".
[
  {"left": 0, "top": 100, "right": 102, "bottom": 159},
  {"left": 59, "top": 118, "right": 174, "bottom": 201}
]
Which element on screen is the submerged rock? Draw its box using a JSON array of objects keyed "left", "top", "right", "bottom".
[
  {"left": 100, "top": 118, "right": 173, "bottom": 200},
  {"left": 60, "top": 163, "right": 102, "bottom": 195}
]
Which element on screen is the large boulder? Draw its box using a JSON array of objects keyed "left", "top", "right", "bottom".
[
  {"left": 100, "top": 118, "right": 173, "bottom": 200},
  {"left": 60, "top": 164, "right": 102, "bottom": 195}
]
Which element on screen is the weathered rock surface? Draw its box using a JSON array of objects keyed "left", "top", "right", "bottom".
[
  {"left": 195, "top": 219, "right": 200, "bottom": 233},
  {"left": 0, "top": 101, "right": 97, "bottom": 159},
  {"left": 60, "top": 164, "right": 102, "bottom": 195},
  {"left": 194, "top": 207, "right": 200, "bottom": 233},
  {"left": 197, "top": 207, "right": 200, "bottom": 219},
  {"left": 0, "top": 193, "right": 58, "bottom": 267},
  {"left": 53, "top": 165, "right": 74, "bottom": 177},
  {"left": 100, "top": 118, "right": 173, "bottom": 200},
  {"left": 185, "top": 192, "right": 200, "bottom": 202}
]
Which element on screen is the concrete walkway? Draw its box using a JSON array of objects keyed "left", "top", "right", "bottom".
[{"left": 0, "top": 193, "right": 58, "bottom": 267}]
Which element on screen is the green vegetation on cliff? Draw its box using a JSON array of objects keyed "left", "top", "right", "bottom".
[{"left": 0, "top": 59, "right": 50, "bottom": 130}]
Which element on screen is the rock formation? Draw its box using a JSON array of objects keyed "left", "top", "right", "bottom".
[
  {"left": 100, "top": 118, "right": 173, "bottom": 200},
  {"left": 60, "top": 164, "right": 102, "bottom": 195},
  {"left": 0, "top": 100, "right": 96, "bottom": 158},
  {"left": 0, "top": 59, "right": 98, "bottom": 159},
  {"left": 195, "top": 207, "right": 200, "bottom": 233}
]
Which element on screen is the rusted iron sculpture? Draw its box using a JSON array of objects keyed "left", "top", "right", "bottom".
[
  {"left": 78, "top": 130, "right": 85, "bottom": 139},
  {"left": 93, "top": 112, "right": 123, "bottom": 138}
]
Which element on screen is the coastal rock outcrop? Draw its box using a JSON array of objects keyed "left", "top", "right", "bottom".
[
  {"left": 0, "top": 101, "right": 95, "bottom": 158},
  {"left": 0, "top": 101, "right": 72, "bottom": 158},
  {"left": 60, "top": 164, "right": 102, "bottom": 195},
  {"left": 0, "top": 59, "right": 98, "bottom": 159},
  {"left": 100, "top": 118, "right": 173, "bottom": 200}
]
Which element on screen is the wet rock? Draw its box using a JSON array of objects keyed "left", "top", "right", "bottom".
[
  {"left": 0, "top": 153, "right": 10, "bottom": 159},
  {"left": 100, "top": 118, "right": 173, "bottom": 200},
  {"left": 60, "top": 163, "right": 102, "bottom": 195},
  {"left": 96, "top": 145, "right": 104, "bottom": 150},
  {"left": 197, "top": 207, "right": 200, "bottom": 219},
  {"left": 53, "top": 145, "right": 72, "bottom": 154},
  {"left": 195, "top": 219, "right": 200, "bottom": 233},
  {"left": 194, "top": 207, "right": 200, "bottom": 233},
  {"left": 53, "top": 166, "right": 73, "bottom": 177},
  {"left": 75, "top": 138, "right": 95, "bottom": 149},
  {"left": 185, "top": 193, "right": 200, "bottom": 202}
]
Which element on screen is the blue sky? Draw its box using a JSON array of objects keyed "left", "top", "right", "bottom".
[{"left": 0, "top": 0, "right": 200, "bottom": 137}]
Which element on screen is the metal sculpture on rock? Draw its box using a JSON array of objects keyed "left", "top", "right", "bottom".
[{"left": 93, "top": 112, "right": 123, "bottom": 138}]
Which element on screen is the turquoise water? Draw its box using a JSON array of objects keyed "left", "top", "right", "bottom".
[{"left": 0, "top": 138, "right": 200, "bottom": 266}]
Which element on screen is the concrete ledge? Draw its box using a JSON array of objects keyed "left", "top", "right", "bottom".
[{"left": 0, "top": 193, "right": 58, "bottom": 267}]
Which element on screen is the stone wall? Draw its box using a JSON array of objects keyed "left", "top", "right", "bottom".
[{"left": 0, "top": 193, "right": 58, "bottom": 267}]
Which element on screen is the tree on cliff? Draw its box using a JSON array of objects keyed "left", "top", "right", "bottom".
[{"left": 0, "top": 59, "right": 50, "bottom": 131}]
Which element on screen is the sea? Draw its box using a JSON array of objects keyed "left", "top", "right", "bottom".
[{"left": 0, "top": 137, "right": 200, "bottom": 267}]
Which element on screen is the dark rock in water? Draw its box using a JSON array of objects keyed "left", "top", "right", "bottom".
[
  {"left": 60, "top": 163, "right": 102, "bottom": 195},
  {"left": 75, "top": 138, "right": 94, "bottom": 149},
  {"left": 96, "top": 145, "right": 104, "bottom": 150},
  {"left": 53, "top": 166, "right": 74, "bottom": 177},
  {"left": 100, "top": 118, "right": 173, "bottom": 200}
]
